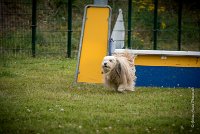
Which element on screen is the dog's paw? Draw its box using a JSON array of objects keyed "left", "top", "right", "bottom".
[
  {"left": 126, "top": 88, "right": 135, "bottom": 92},
  {"left": 117, "top": 87, "right": 126, "bottom": 93}
]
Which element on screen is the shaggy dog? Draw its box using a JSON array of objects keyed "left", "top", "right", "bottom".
[{"left": 101, "top": 53, "right": 136, "bottom": 92}]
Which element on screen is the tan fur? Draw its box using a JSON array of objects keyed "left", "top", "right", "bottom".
[{"left": 102, "top": 53, "right": 136, "bottom": 92}]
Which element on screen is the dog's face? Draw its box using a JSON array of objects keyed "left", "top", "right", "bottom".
[{"left": 102, "top": 56, "right": 117, "bottom": 73}]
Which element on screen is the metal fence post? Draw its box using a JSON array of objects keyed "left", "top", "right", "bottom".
[
  {"left": 128, "top": 0, "right": 132, "bottom": 49},
  {"left": 153, "top": 0, "right": 158, "bottom": 50},
  {"left": 67, "top": 0, "right": 72, "bottom": 58},
  {"left": 178, "top": 0, "right": 182, "bottom": 51},
  {"left": 32, "top": 0, "right": 37, "bottom": 57}
]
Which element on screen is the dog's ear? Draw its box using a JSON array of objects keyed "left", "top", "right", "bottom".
[{"left": 115, "top": 59, "right": 121, "bottom": 77}]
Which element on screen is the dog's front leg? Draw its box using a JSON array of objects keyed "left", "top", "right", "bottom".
[{"left": 117, "top": 84, "right": 126, "bottom": 93}]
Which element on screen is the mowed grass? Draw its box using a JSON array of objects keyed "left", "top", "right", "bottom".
[{"left": 0, "top": 56, "right": 200, "bottom": 134}]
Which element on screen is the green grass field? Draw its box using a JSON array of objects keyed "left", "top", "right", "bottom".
[{"left": 0, "top": 57, "right": 200, "bottom": 134}]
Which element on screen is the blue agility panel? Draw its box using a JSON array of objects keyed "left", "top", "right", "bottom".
[{"left": 136, "top": 66, "right": 200, "bottom": 88}]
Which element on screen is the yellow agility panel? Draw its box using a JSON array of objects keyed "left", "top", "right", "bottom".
[
  {"left": 135, "top": 55, "right": 200, "bottom": 67},
  {"left": 115, "top": 49, "right": 200, "bottom": 67},
  {"left": 76, "top": 6, "right": 111, "bottom": 83}
]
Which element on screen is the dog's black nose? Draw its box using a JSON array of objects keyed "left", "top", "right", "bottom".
[{"left": 104, "top": 63, "right": 107, "bottom": 66}]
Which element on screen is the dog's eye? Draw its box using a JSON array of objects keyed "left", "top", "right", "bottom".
[{"left": 109, "top": 59, "right": 112, "bottom": 62}]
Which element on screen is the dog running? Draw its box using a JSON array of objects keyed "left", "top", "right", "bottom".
[{"left": 101, "top": 52, "right": 136, "bottom": 93}]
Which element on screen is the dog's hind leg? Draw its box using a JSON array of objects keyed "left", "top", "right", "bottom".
[
  {"left": 126, "top": 86, "right": 135, "bottom": 92},
  {"left": 125, "top": 83, "right": 135, "bottom": 92}
]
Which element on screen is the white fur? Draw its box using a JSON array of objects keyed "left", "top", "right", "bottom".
[{"left": 102, "top": 54, "right": 136, "bottom": 92}]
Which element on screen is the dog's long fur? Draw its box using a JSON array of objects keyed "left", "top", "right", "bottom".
[{"left": 102, "top": 53, "right": 136, "bottom": 92}]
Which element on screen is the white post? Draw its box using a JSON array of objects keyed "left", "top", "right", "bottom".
[{"left": 110, "top": 9, "right": 125, "bottom": 54}]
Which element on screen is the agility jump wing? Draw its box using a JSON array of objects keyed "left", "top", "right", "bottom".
[{"left": 75, "top": 5, "right": 112, "bottom": 83}]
